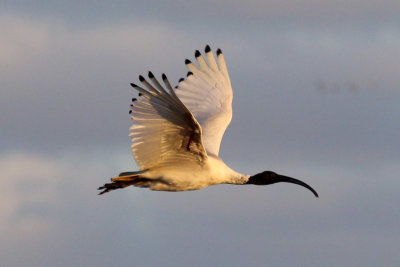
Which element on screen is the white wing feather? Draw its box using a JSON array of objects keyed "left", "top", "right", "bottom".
[
  {"left": 175, "top": 47, "right": 233, "bottom": 156},
  {"left": 129, "top": 73, "right": 207, "bottom": 170}
]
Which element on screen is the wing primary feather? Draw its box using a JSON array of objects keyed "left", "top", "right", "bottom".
[
  {"left": 160, "top": 74, "right": 196, "bottom": 115},
  {"left": 216, "top": 50, "right": 230, "bottom": 80},
  {"left": 148, "top": 71, "right": 169, "bottom": 96},
  {"left": 154, "top": 73, "right": 187, "bottom": 110},
  {"left": 131, "top": 83, "right": 155, "bottom": 98},
  {"left": 161, "top": 73, "right": 174, "bottom": 93},
  {"left": 205, "top": 46, "right": 218, "bottom": 70},
  {"left": 139, "top": 75, "right": 162, "bottom": 95},
  {"left": 149, "top": 73, "right": 185, "bottom": 108},
  {"left": 216, "top": 48, "right": 222, "bottom": 55},
  {"left": 185, "top": 59, "right": 200, "bottom": 74},
  {"left": 131, "top": 84, "right": 154, "bottom": 97},
  {"left": 184, "top": 59, "right": 210, "bottom": 83},
  {"left": 195, "top": 50, "right": 201, "bottom": 57},
  {"left": 195, "top": 51, "right": 209, "bottom": 70}
]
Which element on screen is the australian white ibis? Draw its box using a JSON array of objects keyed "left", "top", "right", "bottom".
[{"left": 98, "top": 45, "right": 318, "bottom": 198}]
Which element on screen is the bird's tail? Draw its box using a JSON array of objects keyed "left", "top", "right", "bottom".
[{"left": 98, "top": 171, "right": 146, "bottom": 195}]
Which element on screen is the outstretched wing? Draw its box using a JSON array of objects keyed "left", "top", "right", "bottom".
[
  {"left": 129, "top": 72, "right": 207, "bottom": 170},
  {"left": 175, "top": 45, "right": 233, "bottom": 157}
]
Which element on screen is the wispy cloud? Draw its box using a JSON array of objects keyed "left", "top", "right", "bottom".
[
  {"left": 0, "top": 16, "right": 50, "bottom": 70},
  {"left": 0, "top": 152, "right": 65, "bottom": 239}
]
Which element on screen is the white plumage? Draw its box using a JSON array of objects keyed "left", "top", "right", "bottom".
[{"left": 98, "top": 45, "right": 318, "bottom": 197}]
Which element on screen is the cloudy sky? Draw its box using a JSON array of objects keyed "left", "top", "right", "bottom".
[{"left": 1, "top": 0, "right": 400, "bottom": 266}]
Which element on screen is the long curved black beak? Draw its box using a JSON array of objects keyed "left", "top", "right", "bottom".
[{"left": 278, "top": 175, "right": 319, "bottom": 198}]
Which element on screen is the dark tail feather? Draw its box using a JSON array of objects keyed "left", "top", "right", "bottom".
[{"left": 118, "top": 170, "right": 146, "bottom": 176}]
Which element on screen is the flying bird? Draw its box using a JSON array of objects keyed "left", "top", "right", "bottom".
[{"left": 98, "top": 45, "right": 318, "bottom": 197}]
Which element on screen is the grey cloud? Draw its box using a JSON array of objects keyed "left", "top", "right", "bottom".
[{"left": 2, "top": 0, "right": 400, "bottom": 30}]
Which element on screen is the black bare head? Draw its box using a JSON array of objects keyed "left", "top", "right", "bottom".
[{"left": 247, "top": 171, "right": 318, "bottom": 198}]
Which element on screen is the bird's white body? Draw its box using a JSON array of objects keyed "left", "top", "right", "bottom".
[{"left": 142, "top": 155, "right": 249, "bottom": 191}]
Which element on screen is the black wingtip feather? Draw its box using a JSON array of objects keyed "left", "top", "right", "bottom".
[
  {"left": 205, "top": 45, "right": 211, "bottom": 53},
  {"left": 132, "top": 98, "right": 137, "bottom": 102},
  {"left": 138, "top": 93, "right": 142, "bottom": 96},
  {"left": 129, "top": 110, "right": 132, "bottom": 114},
  {"left": 195, "top": 50, "right": 201, "bottom": 57},
  {"left": 179, "top": 78, "right": 184, "bottom": 83},
  {"left": 187, "top": 71, "right": 193, "bottom": 77},
  {"left": 162, "top": 73, "right": 167, "bottom": 80},
  {"left": 130, "top": 83, "right": 137, "bottom": 88},
  {"left": 185, "top": 59, "right": 191, "bottom": 64},
  {"left": 139, "top": 75, "right": 145, "bottom": 82},
  {"left": 216, "top": 48, "right": 222, "bottom": 55},
  {"left": 148, "top": 71, "right": 154, "bottom": 78}
]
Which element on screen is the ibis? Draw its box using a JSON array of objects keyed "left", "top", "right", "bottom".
[{"left": 98, "top": 45, "right": 318, "bottom": 198}]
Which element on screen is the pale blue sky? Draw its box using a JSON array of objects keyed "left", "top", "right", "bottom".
[{"left": 1, "top": 1, "right": 400, "bottom": 266}]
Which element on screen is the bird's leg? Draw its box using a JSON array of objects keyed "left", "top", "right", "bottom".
[
  {"left": 98, "top": 174, "right": 139, "bottom": 195},
  {"left": 98, "top": 173, "right": 155, "bottom": 195},
  {"left": 98, "top": 180, "right": 135, "bottom": 195}
]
